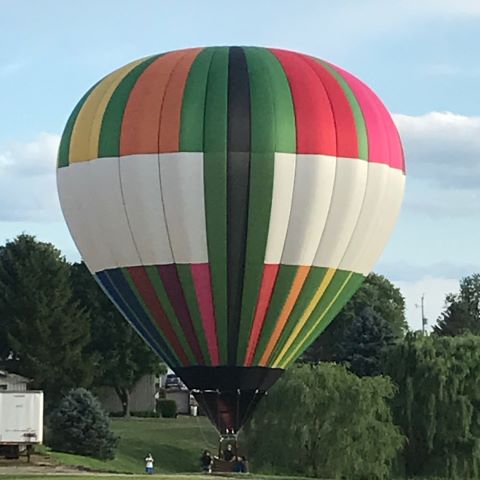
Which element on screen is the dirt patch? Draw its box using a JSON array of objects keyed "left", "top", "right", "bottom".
[{"left": 0, "top": 453, "right": 95, "bottom": 475}]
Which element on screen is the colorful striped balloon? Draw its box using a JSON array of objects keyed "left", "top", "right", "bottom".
[{"left": 57, "top": 46, "right": 405, "bottom": 433}]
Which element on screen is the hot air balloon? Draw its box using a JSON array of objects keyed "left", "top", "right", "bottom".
[{"left": 57, "top": 46, "right": 405, "bottom": 436}]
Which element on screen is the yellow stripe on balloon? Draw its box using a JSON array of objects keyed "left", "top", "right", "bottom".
[
  {"left": 69, "top": 59, "right": 146, "bottom": 163},
  {"left": 279, "top": 271, "right": 353, "bottom": 368},
  {"left": 271, "top": 267, "right": 336, "bottom": 367},
  {"left": 258, "top": 265, "right": 310, "bottom": 367}
]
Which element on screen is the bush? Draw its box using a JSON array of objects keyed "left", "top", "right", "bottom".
[
  {"left": 131, "top": 410, "right": 160, "bottom": 418},
  {"left": 244, "top": 364, "right": 404, "bottom": 479},
  {"left": 48, "top": 388, "right": 118, "bottom": 459},
  {"left": 157, "top": 399, "right": 177, "bottom": 418},
  {"left": 108, "top": 411, "right": 125, "bottom": 418}
]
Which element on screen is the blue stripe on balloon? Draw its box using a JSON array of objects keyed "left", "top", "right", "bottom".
[
  {"left": 104, "top": 269, "right": 180, "bottom": 367},
  {"left": 96, "top": 269, "right": 178, "bottom": 367}
]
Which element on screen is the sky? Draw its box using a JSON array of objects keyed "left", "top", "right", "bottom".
[{"left": 1, "top": 0, "right": 480, "bottom": 330}]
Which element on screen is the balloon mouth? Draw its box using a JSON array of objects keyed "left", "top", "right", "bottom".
[{"left": 174, "top": 366, "right": 284, "bottom": 434}]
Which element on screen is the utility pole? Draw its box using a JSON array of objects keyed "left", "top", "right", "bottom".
[{"left": 415, "top": 294, "right": 427, "bottom": 334}]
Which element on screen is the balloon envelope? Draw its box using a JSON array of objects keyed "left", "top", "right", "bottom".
[{"left": 57, "top": 47, "right": 405, "bottom": 433}]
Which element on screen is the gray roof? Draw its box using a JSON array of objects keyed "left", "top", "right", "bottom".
[{"left": 0, "top": 370, "right": 31, "bottom": 383}]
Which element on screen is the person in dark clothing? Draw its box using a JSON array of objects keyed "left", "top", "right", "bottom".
[
  {"left": 223, "top": 444, "right": 234, "bottom": 462},
  {"left": 233, "top": 456, "right": 248, "bottom": 473},
  {"left": 200, "top": 450, "right": 213, "bottom": 473}
]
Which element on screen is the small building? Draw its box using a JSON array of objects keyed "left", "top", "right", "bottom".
[
  {"left": 97, "top": 371, "right": 195, "bottom": 416},
  {"left": 165, "top": 389, "right": 191, "bottom": 415},
  {"left": 97, "top": 374, "right": 160, "bottom": 413},
  {"left": 0, "top": 371, "right": 30, "bottom": 392}
]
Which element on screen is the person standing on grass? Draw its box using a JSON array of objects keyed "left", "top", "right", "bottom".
[{"left": 145, "top": 453, "right": 155, "bottom": 474}]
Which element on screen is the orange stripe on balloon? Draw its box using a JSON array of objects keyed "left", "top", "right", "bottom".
[
  {"left": 120, "top": 49, "right": 189, "bottom": 156},
  {"left": 258, "top": 265, "right": 310, "bottom": 366},
  {"left": 158, "top": 48, "right": 203, "bottom": 152},
  {"left": 244, "top": 264, "right": 280, "bottom": 366}
]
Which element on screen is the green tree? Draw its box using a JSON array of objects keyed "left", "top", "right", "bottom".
[
  {"left": 48, "top": 388, "right": 118, "bottom": 459},
  {"left": 435, "top": 274, "right": 480, "bottom": 336},
  {"left": 0, "top": 235, "right": 93, "bottom": 406},
  {"left": 385, "top": 333, "right": 480, "bottom": 479},
  {"left": 337, "top": 306, "right": 395, "bottom": 377},
  {"left": 70, "top": 262, "right": 164, "bottom": 416},
  {"left": 244, "top": 364, "right": 404, "bottom": 479},
  {"left": 304, "top": 273, "right": 406, "bottom": 363}
]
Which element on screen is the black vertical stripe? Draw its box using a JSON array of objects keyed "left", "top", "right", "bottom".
[{"left": 227, "top": 47, "right": 251, "bottom": 365}]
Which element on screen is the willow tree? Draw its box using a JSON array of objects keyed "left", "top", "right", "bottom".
[
  {"left": 243, "top": 363, "right": 403, "bottom": 479},
  {"left": 386, "top": 333, "right": 480, "bottom": 479}
]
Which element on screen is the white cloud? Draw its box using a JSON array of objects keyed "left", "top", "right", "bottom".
[
  {"left": 383, "top": 113, "right": 480, "bottom": 328},
  {"left": 0, "top": 133, "right": 62, "bottom": 222},
  {"left": 393, "top": 112, "right": 480, "bottom": 218},
  {"left": 0, "top": 133, "right": 59, "bottom": 175},
  {"left": 394, "top": 112, "right": 480, "bottom": 188}
]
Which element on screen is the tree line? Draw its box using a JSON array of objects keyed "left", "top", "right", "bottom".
[
  {"left": 1, "top": 234, "right": 479, "bottom": 478},
  {"left": 245, "top": 269, "right": 480, "bottom": 479},
  {"left": 0, "top": 234, "right": 162, "bottom": 414}
]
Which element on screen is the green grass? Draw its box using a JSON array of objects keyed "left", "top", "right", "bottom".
[
  {"left": 0, "top": 416, "right": 445, "bottom": 479},
  {"left": 0, "top": 477, "right": 208, "bottom": 480},
  {"left": 0, "top": 476, "right": 316, "bottom": 480},
  {"left": 0, "top": 473, "right": 321, "bottom": 480},
  {"left": 45, "top": 416, "right": 219, "bottom": 474},
  {"left": 0, "top": 416, "right": 321, "bottom": 478}
]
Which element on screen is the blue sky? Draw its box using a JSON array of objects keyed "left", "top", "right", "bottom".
[{"left": 2, "top": 0, "right": 480, "bottom": 329}]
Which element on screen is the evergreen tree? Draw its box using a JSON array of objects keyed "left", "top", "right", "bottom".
[
  {"left": 304, "top": 273, "right": 406, "bottom": 363},
  {"left": 435, "top": 274, "right": 480, "bottom": 336},
  {"left": 337, "top": 306, "right": 395, "bottom": 377},
  {"left": 71, "top": 262, "right": 164, "bottom": 416},
  {"left": 0, "top": 235, "right": 93, "bottom": 406},
  {"left": 48, "top": 388, "right": 118, "bottom": 459}
]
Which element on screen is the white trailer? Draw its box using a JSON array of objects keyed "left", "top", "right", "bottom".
[{"left": 0, "top": 391, "right": 43, "bottom": 459}]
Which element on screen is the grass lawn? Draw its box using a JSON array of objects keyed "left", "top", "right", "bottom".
[
  {"left": 0, "top": 416, "right": 445, "bottom": 479},
  {"left": 0, "top": 477, "right": 208, "bottom": 480},
  {"left": 43, "top": 416, "right": 219, "bottom": 474},
  {"left": 0, "top": 476, "right": 318, "bottom": 480},
  {"left": 0, "top": 416, "right": 320, "bottom": 478},
  {"left": 0, "top": 474, "right": 318, "bottom": 480}
]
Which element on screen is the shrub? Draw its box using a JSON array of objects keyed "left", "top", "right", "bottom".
[
  {"left": 157, "top": 399, "right": 177, "bottom": 418},
  {"left": 131, "top": 410, "right": 160, "bottom": 418},
  {"left": 109, "top": 411, "right": 125, "bottom": 418},
  {"left": 48, "top": 388, "right": 118, "bottom": 459}
]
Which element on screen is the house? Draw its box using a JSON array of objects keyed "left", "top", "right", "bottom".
[
  {"left": 97, "top": 374, "right": 161, "bottom": 413},
  {"left": 97, "top": 370, "right": 194, "bottom": 415},
  {"left": 0, "top": 371, "right": 30, "bottom": 391}
]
